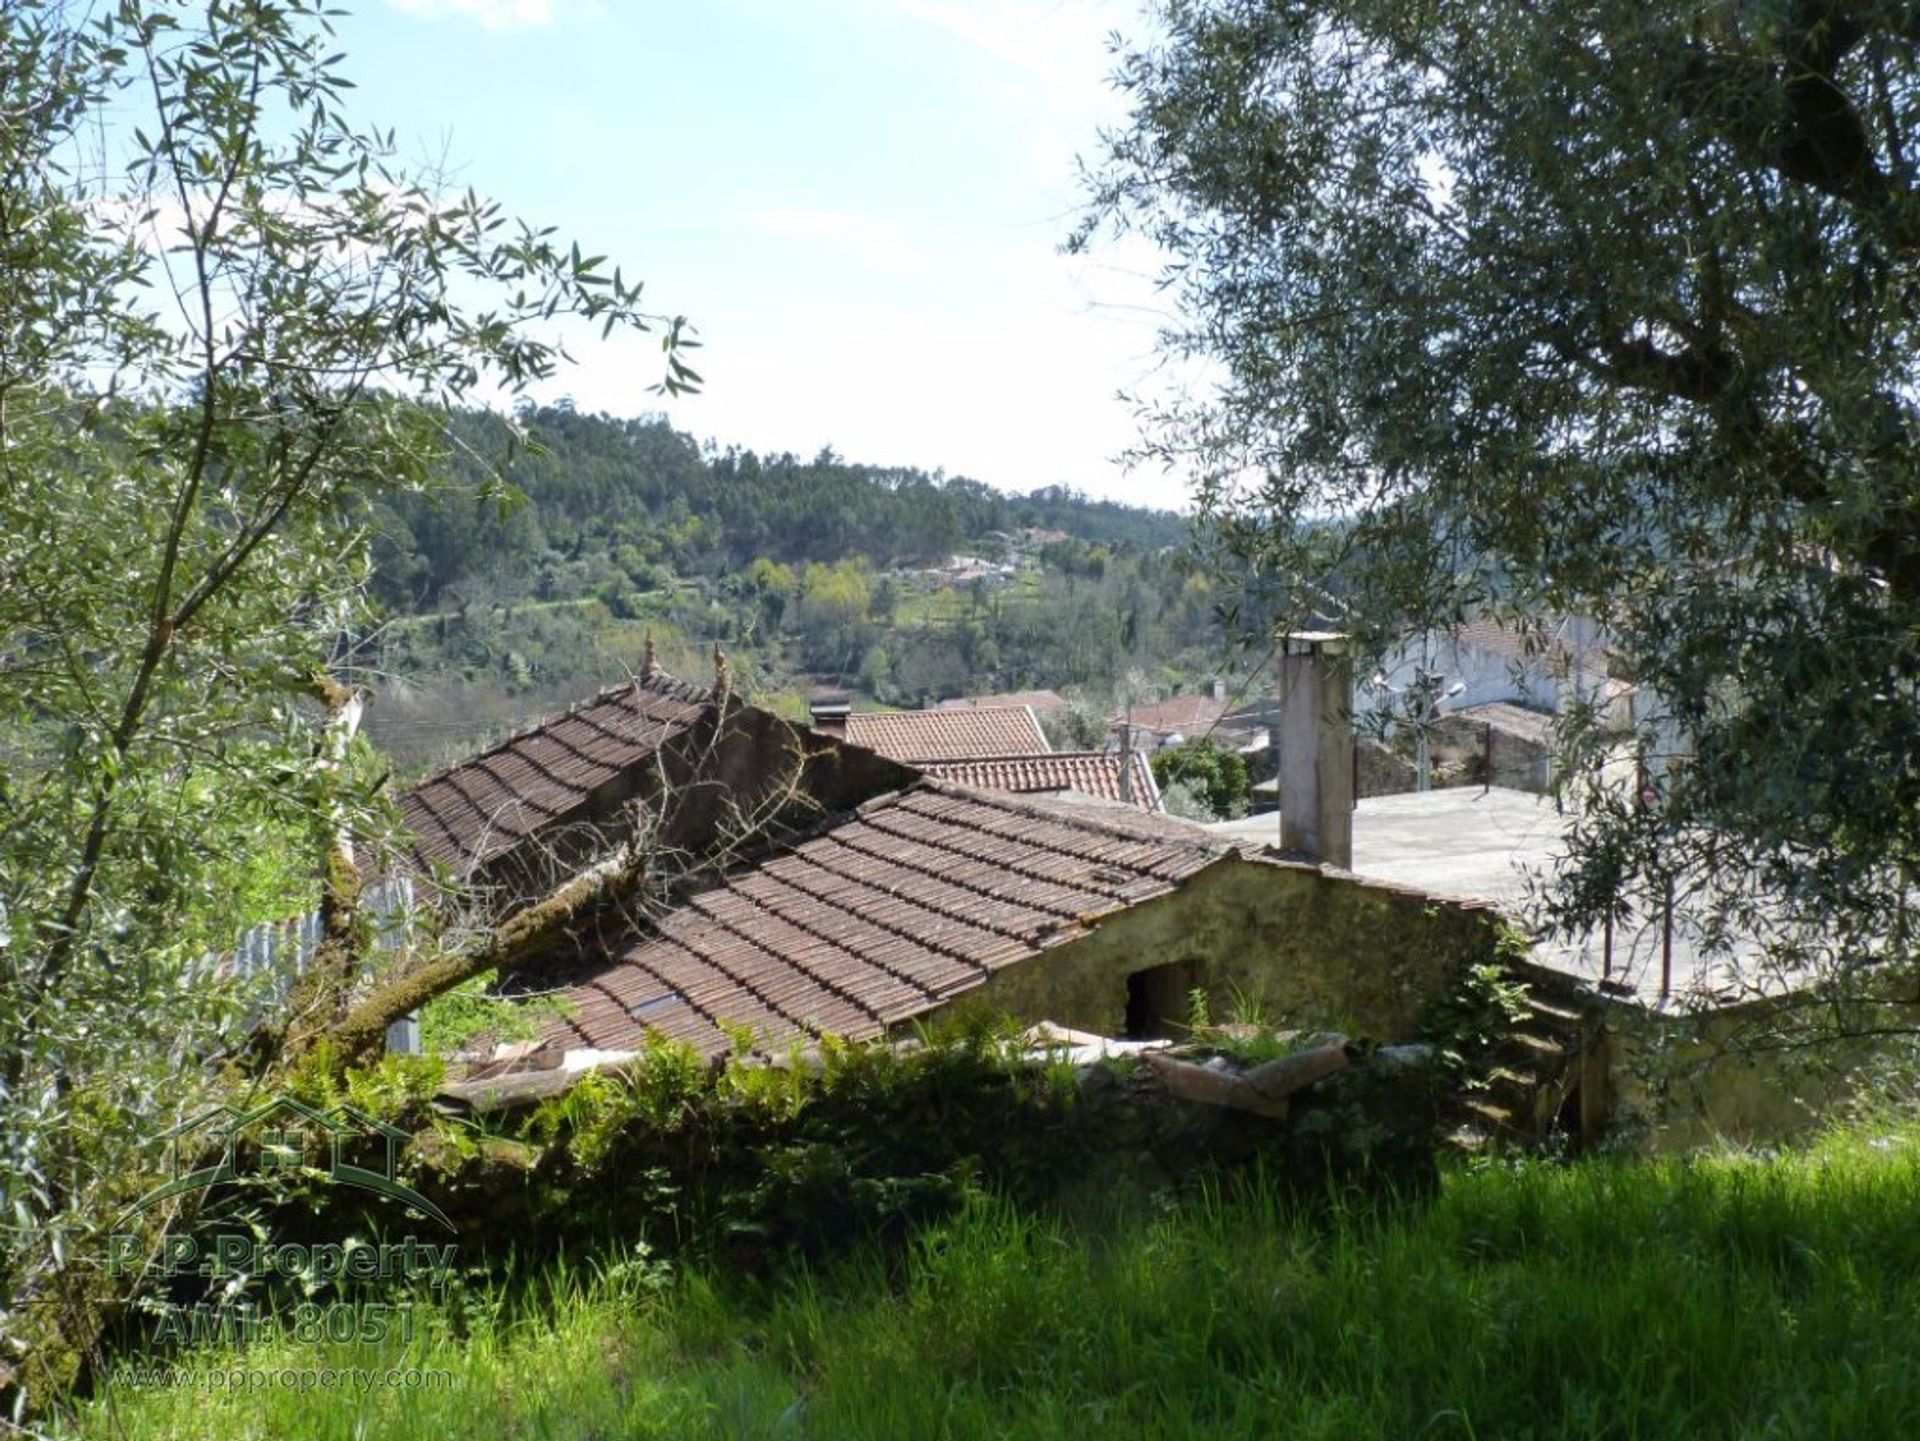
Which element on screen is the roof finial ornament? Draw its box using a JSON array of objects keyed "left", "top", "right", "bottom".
[
  {"left": 712, "top": 642, "right": 732, "bottom": 699},
  {"left": 640, "top": 631, "right": 659, "bottom": 684}
]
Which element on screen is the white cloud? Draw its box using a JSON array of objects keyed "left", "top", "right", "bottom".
[
  {"left": 884, "top": 0, "right": 1119, "bottom": 102},
  {"left": 383, "top": 0, "right": 558, "bottom": 29},
  {"left": 744, "top": 207, "right": 929, "bottom": 275}
]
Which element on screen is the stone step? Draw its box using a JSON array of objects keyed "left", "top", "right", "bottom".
[
  {"left": 1522, "top": 997, "right": 1586, "bottom": 1026},
  {"left": 1507, "top": 1030, "right": 1570, "bottom": 1059},
  {"left": 1444, "top": 1124, "right": 1494, "bottom": 1153},
  {"left": 1461, "top": 1098, "right": 1519, "bottom": 1130},
  {"left": 1484, "top": 1068, "right": 1542, "bottom": 1103}
]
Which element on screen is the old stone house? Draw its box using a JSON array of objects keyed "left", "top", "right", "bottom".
[
  {"left": 383, "top": 648, "right": 1510, "bottom": 1089},
  {"left": 530, "top": 781, "right": 1505, "bottom": 1067}
]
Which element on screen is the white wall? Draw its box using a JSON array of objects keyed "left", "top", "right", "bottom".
[
  {"left": 1359, "top": 622, "right": 1611, "bottom": 720},
  {"left": 1360, "top": 635, "right": 1555, "bottom": 717}
]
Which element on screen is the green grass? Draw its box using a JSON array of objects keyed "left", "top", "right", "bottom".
[{"left": 71, "top": 1120, "right": 1920, "bottom": 1439}]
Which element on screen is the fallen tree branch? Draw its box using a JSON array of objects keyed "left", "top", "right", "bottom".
[{"left": 319, "top": 845, "right": 645, "bottom": 1065}]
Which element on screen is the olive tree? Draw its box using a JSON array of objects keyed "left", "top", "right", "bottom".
[
  {"left": 1080, "top": 1, "right": 1920, "bottom": 1030},
  {"left": 0, "top": 0, "right": 694, "bottom": 1399}
]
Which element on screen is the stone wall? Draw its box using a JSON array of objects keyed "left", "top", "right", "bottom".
[
  {"left": 1598, "top": 997, "right": 1900, "bottom": 1149},
  {"left": 1431, "top": 710, "right": 1552, "bottom": 793},
  {"left": 1356, "top": 737, "right": 1418, "bottom": 798},
  {"left": 389, "top": 1037, "right": 1452, "bottom": 1275},
  {"left": 928, "top": 855, "right": 1511, "bottom": 1044}
]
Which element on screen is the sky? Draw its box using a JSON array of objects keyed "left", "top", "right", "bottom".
[{"left": 327, "top": 0, "right": 1191, "bottom": 509}]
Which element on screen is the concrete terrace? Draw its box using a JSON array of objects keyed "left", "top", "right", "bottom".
[{"left": 1208, "top": 788, "right": 1764, "bottom": 1007}]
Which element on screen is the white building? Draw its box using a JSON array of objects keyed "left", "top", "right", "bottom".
[{"left": 1362, "top": 616, "right": 1614, "bottom": 718}]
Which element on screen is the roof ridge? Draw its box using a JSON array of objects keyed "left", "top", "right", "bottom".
[
  {"left": 925, "top": 748, "right": 1110, "bottom": 760},
  {"left": 920, "top": 777, "right": 1219, "bottom": 850},
  {"left": 852, "top": 702, "right": 1042, "bottom": 722},
  {"left": 921, "top": 749, "right": 1157, "bottom": 767}
]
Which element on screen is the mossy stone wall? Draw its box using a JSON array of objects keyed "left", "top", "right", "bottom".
[{"left": 928, "top": 856, "right": 1509, "bottom": 1043}]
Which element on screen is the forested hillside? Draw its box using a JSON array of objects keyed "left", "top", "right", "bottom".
[
  {"left": 354, "top": 406, "right": 1210, "bottom": 772},
  {"left": 367, "top": 405, "right": 1185, "bottom": 612}
]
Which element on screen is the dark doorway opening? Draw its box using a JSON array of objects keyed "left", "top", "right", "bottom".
[
  {"left": 1552, "top": 1080, "right": 1582, "bottom": 1144},
  {"left": 1126, "top": 961, "right": 1196, "bottom": 1040}
]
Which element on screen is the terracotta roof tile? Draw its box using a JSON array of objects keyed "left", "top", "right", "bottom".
[
  {"left": 538, "top": 782, "right": 1226, "bottom": 1060},
  {"left": 1113, "top": 694, "right": 1229, "bottom": 738},
  {"left": 843, "top": 705, "right": 1048, "bottom": 762},
  {"left": 917, "top": 751, "right": 1161, "bottom": 811},
  {"left": 933, "top": 689, "right": 1069, "bottom": 714},
  {"left": 397, "top": 674, "right": 712, "bottom": 881}
]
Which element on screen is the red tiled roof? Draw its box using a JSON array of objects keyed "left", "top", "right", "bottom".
[
  {"left": 1114, "top": 694, "right": 1228, "bottom": 738},
  {"left": 934, "top": 689, "right": 1069, "bottom": 714},
  {"left": 844, "top": 705, "right": 1049, "bottom": 762},
  {"left": 917, "top": 751, "right": 1162, "bottom": 812},
  {"left": 397, "top": 674, "right": 712, "bottom": 880},
  {"left": 539, "top": 782, "right": 1226, "bottom": 1059}
]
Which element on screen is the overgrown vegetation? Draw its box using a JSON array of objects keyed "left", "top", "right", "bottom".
[
  {"left": 404, "top": 1018, "right": 1089, "bottom": 1272},
  {"left": 0, "top": 0, "right": 691, "bottom": 1408},
  {"left": 417, "top": 973, "right": 566, "bottom": 1057},
  {"left": 1080, "top": 0, "right": 1920, "bottom": 1031},
  {"left": 1150, "top": 738, "right": 1251, "bottom": 821},
  {"left": 71, "top": 1116, "right": 1920, "bottom": 1439}
]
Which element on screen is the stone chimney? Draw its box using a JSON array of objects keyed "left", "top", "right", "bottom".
[
  {"left": 1277, "top": 632, "right": 1354, "bottom": 867},
  {"left": 1210, "top": 676, "right": 1227, "bottom": 703},
  {"left": 809, "top": 695, "right": 851, "bottom": 739}
]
